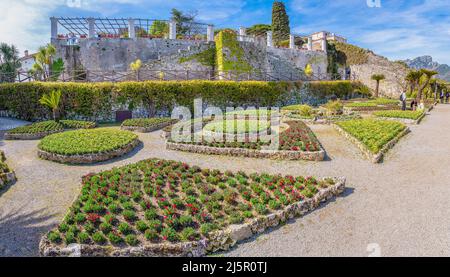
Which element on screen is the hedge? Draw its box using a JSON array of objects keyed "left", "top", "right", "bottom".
[
  {"left": 0, "top": 80, "right": 367, "bottom": 122},
  {"left": 306, "top": 81, "right": 370, "bottom": 99}
]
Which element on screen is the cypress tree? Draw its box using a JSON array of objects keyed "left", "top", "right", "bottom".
[{"left": 271, "top": 1, "right": 290, "bottom": 45}]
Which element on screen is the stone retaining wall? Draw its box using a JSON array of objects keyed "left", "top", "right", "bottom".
[
  {"left": 166, "top": 141, "right": 325, "bottom": 161},
  {"left": 333, "top": 124, "right": 410, "bottom": 163},
  {"left": 121, "top": 120, "right": 177, "bottom": 133},
  {"left": 39, "top": 178, "right": 346, "bottom": 257},
  {"left": 37, "top": 139, "right": 140, "bottom": 164},
  {"left": 4, "top": 130, "right": 63, "bottom": 140}
]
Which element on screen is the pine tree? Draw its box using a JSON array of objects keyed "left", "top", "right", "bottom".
[{"left": 271, "top": 1, "right": 290, "bottom": 45}]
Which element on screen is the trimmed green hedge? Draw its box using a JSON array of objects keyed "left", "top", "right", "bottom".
[
  {"left": 0, "top": 81, "right": 368, "bottom": 121},
  {"left": 306, "top": 81, "right": 370, "bottom": 99},
  {"left": 0, "top": 81, "right": 297, "bottom": 121}
]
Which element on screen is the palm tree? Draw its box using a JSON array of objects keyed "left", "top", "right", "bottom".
[
  {"left": 405, "top": 70, "right": 422, "bottom": 95},
  {"left": 39, "top": 90, "right": 62, "bottom": 121},
  {"left": 416, "top": 69, "right": 438, "bottom": 102},
  {"left": 31, "top": 44, "right": 57, "bottom": 80},
  {"left": 0, "top": 43, "right": 21, "bottom": 83},
  {"left": 371, "top": 74, "right": 385, "bottom": 98}
]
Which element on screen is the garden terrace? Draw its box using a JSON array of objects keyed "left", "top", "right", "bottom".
[
  {"left": 0, "top": 150, "right": 16, "bottom": 190},
  {"left": 38, "top": 129, "right": 140, "bottom": 164},
  {"left": 166, "top": 120, "right": 325, "bottom": 161},
  {"left": 4, "top": 120, "right": 96, "bottom": 140},
  {"left": 40, "top": 158, "right": 345, "bottom": 257},
  {"left": 121, "top": 118, "right": 178, "bottom": 133},
  {"left": 334, "top": 119, "right": 409, "bottom": 163}
]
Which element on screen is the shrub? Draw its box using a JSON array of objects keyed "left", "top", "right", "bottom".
[
  {"left": 78, "top": 232, "right": 90, "bottom": 244},
  {"left": 161, "top": 227, "right": 179, "bottom": 242},
  {"left": 38, "top": 129, "right": 138, "bottom": 156},
  {"left": 324, "top": 100, "right": 344, "bottom": 115},
  {"left": 135, "top": 220, "right": 149, "bottom": 232},
  {"left": 121, "top": 118, "right": 176, "bottom": 128},
  {"left": 108, "top": 232, "right": 123, "bottom": 244},
  {"left": 282, "top": 104, "right": 313, "bottom": 117},
  {"left": 307, "top": 81, "right": 370, "bottom": 99},
  {"left": 180, "top": 227, "right": 199, "bottom": 241},
  {"left": 0, "top": 81, "right": 296, "bottom": 121}
]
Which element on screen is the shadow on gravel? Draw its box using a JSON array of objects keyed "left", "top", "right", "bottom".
[
  {"left": 0, "top": 206, "right": 58, "bottom": 257},
  {"left": 215, "top": 186, "right": 355, "bottom": 257}
]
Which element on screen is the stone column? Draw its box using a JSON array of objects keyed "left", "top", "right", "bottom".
[
  {"left": 169, "top": 21, "right": 177, "bottom": 40},
  {"left": 128, "top": 19, "right": 136, "bottom": 39},
  {"left": 87, "top": 18, "right": 96, "bottom": 38},
  {"left": 50, "top": 17, "right": 58, "bottom": 39},
  {"left": 289, "top": 35, "right": 295, "bottom": 49},
  {"left": 267, "top": 31, "right": 273, "bottom": 47},
  {"left": 321, "top": 32, "right": 328, "bottom": 53},
  {"left": 207, "top": 25, "right": 214, "bottom": 42},
  {"left": 307, "top": 37, "right": 312, "bottom": 51},
  {"left": 239, "top": 27, "right": 246, "bottom": 42}
]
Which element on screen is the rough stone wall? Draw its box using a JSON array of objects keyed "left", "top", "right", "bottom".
[
  {"left": 53, "top": 38, "right": 213, "bottom": 77},
  {"left": 350, "top": 53, "right": 409, "bottom": 98},
  {"left": 54, "top": 38, "right": 327, "bottom": 82},
  {"left": 238, "top": 40, "right": 328, "bottom": 79}
]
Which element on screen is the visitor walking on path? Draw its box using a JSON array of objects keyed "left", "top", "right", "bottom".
[
  {"left": 440, "top": 91, "right": 445, "bottom": 103},
  {"left": 400, "top": 91, "right": 407, "bottom": 111},
  {"left": 446, "top": 92, "right": 449, "bottom": 104}
]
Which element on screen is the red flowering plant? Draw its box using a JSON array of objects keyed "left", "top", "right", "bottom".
[{"left": 47, "top": 158, "right": 334, "bottom": 248}]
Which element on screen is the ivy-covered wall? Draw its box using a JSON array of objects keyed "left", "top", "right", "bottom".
[{"left": 215, "top": 31, "right": 253, "bottom": 73}]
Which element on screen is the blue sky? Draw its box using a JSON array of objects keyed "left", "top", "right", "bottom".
[{"left": 1, "top": 0, "right": 449, "bottom": 63}]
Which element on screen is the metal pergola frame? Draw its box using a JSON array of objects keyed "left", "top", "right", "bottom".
[{"left": 55, "top": 17, "right": 209, "bottom": 37}]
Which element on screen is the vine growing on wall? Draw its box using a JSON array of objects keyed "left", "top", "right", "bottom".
[
  {"left": 179, "top": 47, "right": 216, "bottom": 68},
  {"left": 215, "top": 31, "right": 253, "bottom": 73}
]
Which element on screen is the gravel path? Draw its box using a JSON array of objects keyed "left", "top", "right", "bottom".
[{"left": 0, "top": 105, "right": 449, "bottom": 256}]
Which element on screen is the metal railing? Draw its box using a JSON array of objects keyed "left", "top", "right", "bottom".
[{"left": 0, "top": 70, "right": 351, "bottom": 83}]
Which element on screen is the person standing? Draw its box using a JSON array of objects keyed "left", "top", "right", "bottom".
[
  {"left": 446, "top": 91, "right": 450, "bottom": 104},
  {"left": 400, "top": 91, "right": 407, "bottom": 111}
]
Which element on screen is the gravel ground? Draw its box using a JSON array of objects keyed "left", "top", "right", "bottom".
[{"left": 0, "top": 105, "right": 449, "bottom": 257}]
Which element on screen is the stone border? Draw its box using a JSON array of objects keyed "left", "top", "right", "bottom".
[
  {"left": 0, "top": 172, "right": 16, "bottom": 190},
  {"left": 39, "top": 178, "right": 345, "bottom": 257},
  {"left": 166, "top": 141, "right": 325, "bottom": 161},
  {"left": 0, "top": 151, "right": 16, "bottom": 190},
  {"left": 333, "top": 124, "right": 410, "bottom": 163},
  {"left": 37, "top": 139, "right": 141, "bottom": 164},
  {"left": 121, "top": 120, "right": 177, "bottom": 133},
  {"left": 375, "top": 112, "right": 425, "bottom": 125},
  {"left": 4, "top": 130, "right": 63, "bottom": 140}
]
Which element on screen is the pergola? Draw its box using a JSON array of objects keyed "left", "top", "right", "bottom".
[{"left": 51, "top": 17, "right": 211, "bottom": 39}]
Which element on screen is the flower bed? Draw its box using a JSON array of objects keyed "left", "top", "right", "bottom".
[
  {"left": 121, "top": 118, "right": 178, "bottom": 133},
  {"left": 0, "top": 150, "right": 16, "bottom": 190},
  {"left": 203, "top": 119, "right": 271, "bottom": 135},
  {"left": 39, "top": 158, "right": 345, "bottom": 257},
  {"left": 373, "top": 110, "right": 425, "bottom": 124},
  {"left": 166, "top": 121, "right": 325, "bottom": 161},
  {"left": 38, "top": 129, "right": 140, "bottom": 164},
  {"left": 4, "top": 120, "right": 96, "bottom": 140},
  {"left": 334, "top": 119, "right": 409, "bottom": 163}
]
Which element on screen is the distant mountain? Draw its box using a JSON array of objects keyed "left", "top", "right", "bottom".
[{"left": 404, "top": 56, "right": 450, "bottom": 81}]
